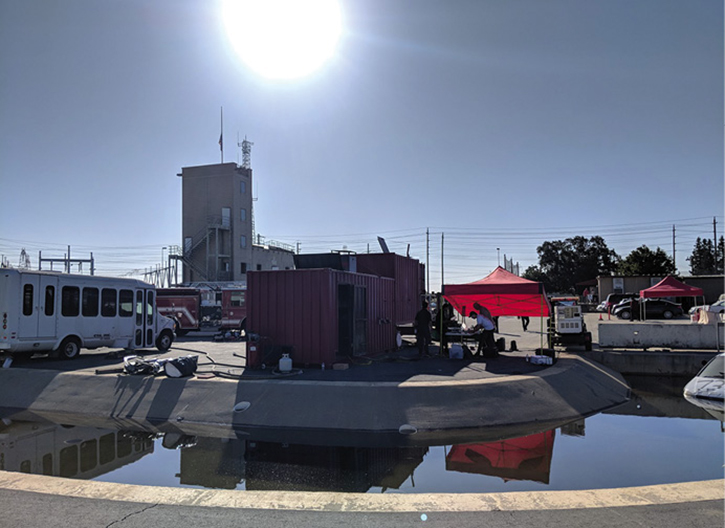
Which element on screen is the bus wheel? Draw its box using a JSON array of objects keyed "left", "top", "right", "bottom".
[
  {"left": 156, "top": 330, "right": 174, "bottom": 352},
  {"left": 58, "top": 337, "right": 81, "bottom": 360}
]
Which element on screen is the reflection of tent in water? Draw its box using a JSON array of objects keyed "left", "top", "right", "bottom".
[{"left": 445, "top": 430, "right": 555, "bottom": 484}]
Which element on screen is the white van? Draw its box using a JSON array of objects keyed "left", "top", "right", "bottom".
[{"left": 0, "top": 269, "right": 175, "bottom": 359}]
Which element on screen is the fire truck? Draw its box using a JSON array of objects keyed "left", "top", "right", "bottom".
[{"left": 156, "top": 287, "right": 246, "bottom": 335}]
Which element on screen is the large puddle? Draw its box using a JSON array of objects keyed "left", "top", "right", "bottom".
[{"left": 1, "top": 376, "right": 722, "bottom": 493}]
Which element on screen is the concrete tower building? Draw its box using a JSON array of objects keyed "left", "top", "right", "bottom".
[{"left": 178, "top": 161, "right": 294, "bottom": 285}]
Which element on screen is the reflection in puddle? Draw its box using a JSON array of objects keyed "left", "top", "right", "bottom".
[
  {"left": 446, "top": 430, "right": 555, "bottom": 484},
  {"left": 0, "top": 375, "right": 722, "bottom": 493},
  {"left": 0, "top": 421, "right": 153, "bottom": 479}
]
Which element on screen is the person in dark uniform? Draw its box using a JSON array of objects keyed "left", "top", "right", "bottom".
[
  {"left": 435, "top": 301, "right": 455, "bottom": 354},
  {"left": 414, "top": 301, "right": 432, "bottom": 357}
]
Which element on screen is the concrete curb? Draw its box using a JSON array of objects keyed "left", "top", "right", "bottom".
[{"left": 0, "top": 471, "right": 721, "bottom": 512}]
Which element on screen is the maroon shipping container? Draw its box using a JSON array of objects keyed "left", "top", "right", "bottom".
[
  {"left": 247, "top": 269, "right": 397, "bottom": 367},
  {"left": 355, "top": 253, "right": 425, "bottom": 325}
]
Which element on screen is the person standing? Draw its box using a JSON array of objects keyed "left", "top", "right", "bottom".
[
  {"left": 468, "top": 308, "right": 496, "bottom": 356},
  {"left": 520, "top": 316, "right": 530, "bottom": 331},
  {"left": 414, "top": 301, "right": 432, "bottom": 357}
]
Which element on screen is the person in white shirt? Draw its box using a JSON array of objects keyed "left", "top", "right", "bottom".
[{"left": 468, "top": 308, "right": 496, "bottom": 356}]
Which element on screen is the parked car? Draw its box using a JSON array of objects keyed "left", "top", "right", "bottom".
[
  {"left": 612, "top": 298, "right": 684, "bottom": 320},
  {"left": 598, "top": 292, "right": 638, "bottom": 313},
  {"left": 688, "top": 299, "right": 725, "bottom": 315}
]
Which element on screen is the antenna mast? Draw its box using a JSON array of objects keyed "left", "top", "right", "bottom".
[
  {"left": 239, "top": 135, "right": 253, "bottom": 169},
  {"left": 238, "top": 136, "right": 257, "bottom": 241}
]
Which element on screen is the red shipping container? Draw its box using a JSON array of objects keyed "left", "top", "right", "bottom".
[
  {"left": 247, "top": 269, "right": 397, "bottom": 367},
  {"left": 355, "top": 253, "right": 425, "bottom": 326}
]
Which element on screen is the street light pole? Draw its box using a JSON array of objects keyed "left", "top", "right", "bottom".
[{"left": 161, "top": 246, "right": 168, "bottom": 287}]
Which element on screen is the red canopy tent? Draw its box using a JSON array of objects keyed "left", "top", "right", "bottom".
[
  {"left": 639, "top": 276, "right": 704, "bottom": 299},
  {"left": 442, "top": 267, "right": 550, "bottom": 317}
]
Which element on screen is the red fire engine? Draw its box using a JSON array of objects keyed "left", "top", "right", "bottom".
[{"left": 156, "top": 288, "right": 246, "bottom": 335}]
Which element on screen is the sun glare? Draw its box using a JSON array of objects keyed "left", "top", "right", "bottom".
[{"left": 222, "top": 0, "right": 342, "bottom": 80}]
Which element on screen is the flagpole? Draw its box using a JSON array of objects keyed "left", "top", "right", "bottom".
[{"left": 220, "top": 106, "right": 224, "bottom": 163}]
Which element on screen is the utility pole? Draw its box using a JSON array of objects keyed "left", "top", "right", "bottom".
[
  {"left": 441, "top": 232, "right": 444, "bottom": 293},
  {"left": 426, "top": 228, "right": 430, "bottom": 293},
  {"left": 714, "top": 217, "right": 718, "bottom": 265},
  {"left": 672, "top": 225, "right": 676, "bottom": 273}
]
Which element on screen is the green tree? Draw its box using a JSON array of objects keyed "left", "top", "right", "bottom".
[
  {"left": 527, "top": 236, "right": 619, "bottom": 293},
  {"left": 522, "top": 265, "right": 548, "bottom": 287},
  {"left": 617, "top": 245, "right": 676, "bottom": 276},
  {"left": 688, "top": 236, "right": 724, "bottom": 275}
]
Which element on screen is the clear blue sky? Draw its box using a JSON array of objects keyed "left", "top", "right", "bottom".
[{"left": 1, "top": 0, "right": 722, "bottom": 288}]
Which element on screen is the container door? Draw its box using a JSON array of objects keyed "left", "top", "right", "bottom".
[
  {"left": 352, "top": 286, "right": 367, "bottom": 355},
  {"left": 37, "top": 275, "right": 58, "bottom": 338},
  {"left": 338, "top": 284, "right": 354, "bottom": 355},
  {"left": 18, "top": 274, "right": 40, "bottom": 338},
  {"left": 338, "top": 284, "right": 367, "bottom": 356}
]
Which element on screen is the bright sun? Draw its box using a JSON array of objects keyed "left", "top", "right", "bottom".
[{"left": 222, "top": 0, "right": 342, "bottom": 80}]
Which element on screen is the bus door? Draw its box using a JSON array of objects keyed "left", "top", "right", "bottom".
[
  {"left": 18, "top": 274, "right": 40, "bottom": 338},
  {"left": 18, "top": 274, "right": 57, "bottom": 339},
  {"left": 134, "top": 289, "right": 156, "bottom": 349},
  {"left": 37, "top": 275, "right": 58, "bottom": 338}
]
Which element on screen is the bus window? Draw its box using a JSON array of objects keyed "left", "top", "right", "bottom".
[
  {"left": 119, "top": 289, "right": 133, "bottom": 317},
  {"left": 22, "top": 284, "right": 33, "bottom": 316},
  {"left": 99, "top": 433, "right": 115, "bottom": 465},
  {"left": 59, "top": 445, "right": 78, "bottom": 477},
  {"left": 82, "top": 288, "right": 99, "bottom": 317},
  {"left": 80, "top": 440, "right": 97, "bottom": 473},
  {"left": 61, "top": 286, "right": 80, "bottom": 317},
  {"left": 101, "top": 289, "right": 117, "bottom": 317},
  {"left": 146, "top": 291, "right": 154, "bottom": 326},
  {"left": 42, "top": 454, "right": 53, "bottom": 475},
  {"left": 117, "top": 434, "right": 132, "bottom": 458},
  {"left": 44, "top": 286, "right": 55, "bottom": 316},
  {"left": 135, "top": 291, "right": 143, "bottom": 326}
]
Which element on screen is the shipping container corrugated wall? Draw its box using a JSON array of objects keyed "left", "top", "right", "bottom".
[
  {"left": 247, "top": 269, "right": 397, "bottom": 366},
  {"left": 356, "top": 254, "right": 424, "bottom": 325}
]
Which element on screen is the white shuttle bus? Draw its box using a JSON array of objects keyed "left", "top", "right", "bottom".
[{"left": 0, "top": 269, "right": 175, "bottom": 359}]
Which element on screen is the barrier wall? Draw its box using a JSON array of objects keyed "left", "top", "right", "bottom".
[{"left": 599, "top": 321, "right": 725, "bottom": 349}]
